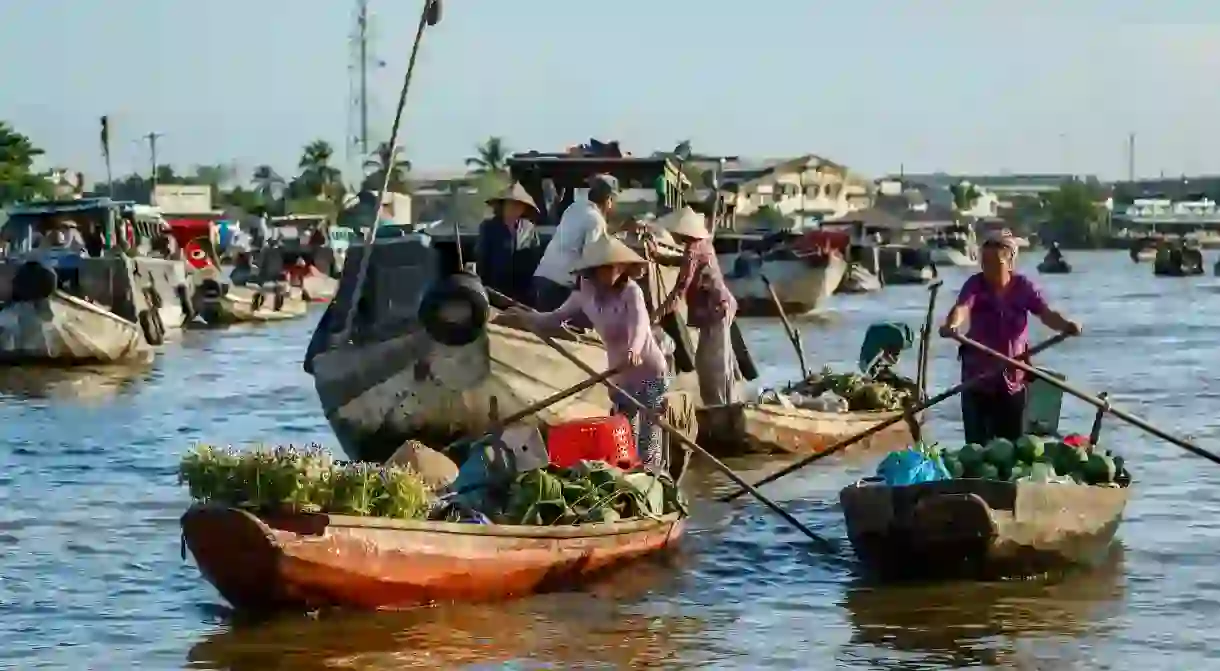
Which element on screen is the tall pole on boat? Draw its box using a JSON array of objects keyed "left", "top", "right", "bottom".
[{"left": 357, "top": 0, "right": 370, "bottom": 158}]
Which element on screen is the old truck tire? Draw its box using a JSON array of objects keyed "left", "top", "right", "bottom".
[
  {"left": 139, "top": 309, "right": 165, "bottom": 346},
  {"left": 11, "top": 262, "right": 57, "bottom": 303}
]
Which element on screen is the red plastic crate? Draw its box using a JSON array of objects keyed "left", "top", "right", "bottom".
[{"left": 546, "top": 415, "right": 638, "bottom": 470}]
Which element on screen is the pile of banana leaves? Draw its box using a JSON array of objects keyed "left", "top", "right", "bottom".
[
  {"left": 784, "top": 366, "right": 919, "bottom": 412},
  {"left": 442, "top": 461, "right": 687, "bottom": 525}
]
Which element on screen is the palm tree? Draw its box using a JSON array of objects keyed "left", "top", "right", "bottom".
[
  {"left": 362, "top": 141, "right": 410, "bottom": 193},
  {"left": 0, "top": 122, "right": 53, "bottom": 205},
  {"left": 465, "top": 136, "right": 510, "bottom": 175},
  {"left": 950, "top": 181, "right": 983, "bottom": 213},
  {"left": 251, "top": 164, "right": 286, "bottom": 202},
  {"left": 297, "top": 139, "right": 342, "bottom": 197}
]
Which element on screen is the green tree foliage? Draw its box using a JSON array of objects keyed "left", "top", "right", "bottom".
[
  {"left": 949, "top": 181, "right": 983, "bottom": 212},
  {"left": 362, "top": 141, "right": 410, "bottom": 193},
  {"left": 465, "top": 136, "right": 509, "bottom": 175},
  {"left": 1040, "top": 179, "right": 1107, "bottom": 247},
  {"left": 0, "top": 122, "right": 53, "bottom": 206},
  {"left": 295, "top": 139, "right": 342, "bottom": 198}
]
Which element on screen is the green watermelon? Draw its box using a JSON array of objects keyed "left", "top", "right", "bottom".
[
  {"left": 1015, "top": 435, "right": 1045, "bottom": 464},
  {"left": 979, "top": 463, "right": 1001, "bottom": 481},
  {"left": 1083, "top": 453, "right": 1117, "bottom": 484},
  {"left": 983, "top": 439, "right": 1016, "bottom": 469}
]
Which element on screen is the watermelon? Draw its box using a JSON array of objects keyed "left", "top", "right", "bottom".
[
  {"left": 979, "top": 463, "right": 1000, "bottom": 481},
  {"left": 958, "top": 444, "right": 984, "bottom": 470},
  {"left": 983, "top": 438, "right": 1016, "bottom": 469},
  {"left": 1015, "top": 435, "right": 1045, "bottom": 463},
  {"left": 1083, "top": 453, "right": 1117, "bottom": 484}
]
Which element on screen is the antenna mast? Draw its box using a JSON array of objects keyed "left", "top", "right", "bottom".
[{"left": 348, "top": 0, "right": 375, "bottom": 175}]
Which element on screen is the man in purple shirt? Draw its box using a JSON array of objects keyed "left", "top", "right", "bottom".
[{"left": 939, "top": 233, "right": 1081, "bottom": 445}]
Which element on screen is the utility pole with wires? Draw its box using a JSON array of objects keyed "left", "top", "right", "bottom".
[{"left": 143, "top": 131, "right": 164, "bottom": 190}]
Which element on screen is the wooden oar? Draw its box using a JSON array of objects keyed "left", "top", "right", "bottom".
[
  {"left": 445, "top": 364, "right": 627, "bottom": 453},
  {"left": 761, "top": 274, "right": 808, "bottom": 380},
  {"left": 487, "top": 287, "right": 836, "bottom": 551},
  {"left": 718, "top": 332, "right": 1073, "bottom": 502},
  {"left": 915, "top": 280, "right": 944, "bottom": 399},
  {"left": 949, "top": 332, "right": 1220, "bottom": 465}
]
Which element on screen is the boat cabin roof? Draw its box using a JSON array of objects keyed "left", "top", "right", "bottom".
[
  {"left": 506, "top": 154, "right": 691, "bottom": 190},
  {"left": 7, "top": 197, "right": 126, "bottom": 217}
]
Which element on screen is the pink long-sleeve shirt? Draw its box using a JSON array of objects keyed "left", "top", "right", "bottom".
[{"left": 528, "top": 279, "right": 668, "bottom": 389}]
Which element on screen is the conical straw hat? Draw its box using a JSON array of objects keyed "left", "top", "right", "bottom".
[
  {"left": 569, "top": 235, "right": 647, "bottom": 274},
  {"left": 656, "top": 206, "right": 709, "bottom": 240},
  {"left": 486, "top": 182, "right": 539, "bottom": 214}
]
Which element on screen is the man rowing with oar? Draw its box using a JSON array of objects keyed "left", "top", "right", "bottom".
[{"left": 939, "top": 231, "right": 1081, "bottom": 445}]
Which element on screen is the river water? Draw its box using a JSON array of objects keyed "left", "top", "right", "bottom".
[{"left": 1, "top": 250, "right": 1217, "bottom": 670}]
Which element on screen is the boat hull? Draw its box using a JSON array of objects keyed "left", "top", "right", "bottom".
[
  {"left": 181, "top": 504, "right": 685, "bottom": 612},
  {"left": 928, "top": 246, "right": 977, "bottom": 267},
  {"left": 840, "top": 478, "right": 1128, "bottom": 580},
  {"left": 836, "top": 265, "right": 882, "bottom": 294},
  {"left": 1037, "top": 260, "right": 1072, "bottom": 274},
  {"left": 190, "top": 268, "right": 310, "bottom": 325},
  {"left": 696, "top": 402, "right": 916, "bottom": 456},
  {"left": 0, "top": 291, "right": 153, "bottom": 364},
  {"left": 721, "top": 254, "right": 847, "bottom": 317}
]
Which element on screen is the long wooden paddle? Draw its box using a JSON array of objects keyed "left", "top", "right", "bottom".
[
  {"left": 950, "top": 332, "right": 1220, "bottom": 465},
  {"left": 761, "top": 273, "right": 808, "bottom": 380},
  {"left": 718, "top": 332, "right": 1073, "bottom": 502},
  {"left": 915, "top": 280, "right": 944, "bottom": 399},
  {"left": 487, "top": 287, "right": 836, "bottom": 551}
]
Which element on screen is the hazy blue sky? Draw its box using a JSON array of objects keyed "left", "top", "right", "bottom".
[{"left": 3, "top": 1, "right": 1218, "bottom": 184}]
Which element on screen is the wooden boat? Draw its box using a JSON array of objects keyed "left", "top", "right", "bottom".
[
  {"left": 696, "top": 402, "right": 917, "bottom": 456},
  {"left": 180, "top": 503, "right": 685, "bottom": 612},
  {"left": 0, "top": 289, "right": 152, "bottom": 364},
  {"left": 0, "top": 198, "right": 187, "bottom": 364},
  {"left": 840, "top": 477, "right": 1129, "bottom": 580},
  {"left": 836, "top": 263, "right": 882, "bottom": 294},
  {"left": 1036, "top": 257, "right": 1072, "bottom": 274},
  {"left": 716, "top": 230, "right": 849, "bottom": 317}
]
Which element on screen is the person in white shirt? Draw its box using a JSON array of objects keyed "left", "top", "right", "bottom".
[{"left": 532, "top": 173, "right": 618, "bottom": 312}]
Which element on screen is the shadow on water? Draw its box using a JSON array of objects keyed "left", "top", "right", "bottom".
[
  {"left": 837, "top": 544, "right": 1127, "bottom": 669},
  {"left": 185, "top": 556, "right": 707, "bottom": 671},
  {"left": 0, "top": 363, "right": 152, "bottom": 402}
]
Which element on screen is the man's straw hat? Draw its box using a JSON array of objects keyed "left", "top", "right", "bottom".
[
  {"left": 485, "top": 182, "right": 539, "bottom": 214},
  {"left": 569, "top": 235, "right": 647, "bottom": 274},
  {"left": 656, "top": 206, "right": 709, "bottom": 240}
]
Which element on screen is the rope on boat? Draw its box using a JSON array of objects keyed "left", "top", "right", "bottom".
[{"left": 337, "top": 0, "right": 443, "bottom": 346}]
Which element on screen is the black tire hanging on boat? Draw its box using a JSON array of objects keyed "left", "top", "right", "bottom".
[
  {"left": 250, "top": 291, "right": 265, "bottom": 312},
  {"left": 139, "top": 309, "right": 165, "bottom": 346},
  {"left": 146, "top": 287, "right": 164, "bottom": 309},
  {"left": 659, "top": 312, "right": 696, "bottom": 374},
  {"left": 730, "top": 319, "right": 760, "bottom": 381},
  {"left": 418, "top": 271, "right": 490, "bottom": 347},
  {"left": 11, "top": 262, "right": 57, "bottom": 303}
]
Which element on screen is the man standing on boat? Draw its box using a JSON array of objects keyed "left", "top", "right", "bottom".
[
  {"left": 475, "top": 182, "right": 542, "bottom": 307},
  {"left": 532, "top": 174, "right": 617, "bottom": 312},
  {"left": 940, "top": 232, "right": 1081, "bottom": 445},
  {"left": 653, "top": 206, "right": 741, "bottom": 405}
]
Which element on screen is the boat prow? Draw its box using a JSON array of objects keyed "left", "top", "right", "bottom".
[
  {"left": 697, "top": 402, "right": 918, "bottom": 456},
  {"left": 840, "top": 478, "right": 1129, "bottom": 580},
  {"left": 181, "top": 504, "right": 685, "bottom": 612},
  {"left": 0, "top": 290, "right": 154, "bottom": 364}
]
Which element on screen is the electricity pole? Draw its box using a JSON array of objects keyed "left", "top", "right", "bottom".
[
  {"left": 143, "top": 131, "right": 164, "bottom": 190},
  {"left": 1127, "top": 132, "right": 1136, "bottom": 182},
  {"left": 357, "top": 0, "right": 369, "bottom": 157}
]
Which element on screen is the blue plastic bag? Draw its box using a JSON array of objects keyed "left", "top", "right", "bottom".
[{"left": 875, "top": 447, "right": 950, "bottom": 486}]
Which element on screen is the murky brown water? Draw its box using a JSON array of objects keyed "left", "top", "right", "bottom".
[{"left": 2, "top": 251, "right": 1219, "bottom": 669}]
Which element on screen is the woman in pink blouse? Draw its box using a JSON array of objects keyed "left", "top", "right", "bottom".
[{"left": 510, "top": 236, "right": 670, "bottom": 470}]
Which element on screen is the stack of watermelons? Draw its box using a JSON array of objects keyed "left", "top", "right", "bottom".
[{"left": 938, "top": 435, "right": 1130, "bottom": 486}]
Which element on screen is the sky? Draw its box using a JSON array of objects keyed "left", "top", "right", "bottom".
[{"left": 2, "top": 0, "right": 1219, "bottom": 186}]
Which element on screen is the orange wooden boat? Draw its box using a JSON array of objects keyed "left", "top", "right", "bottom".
[{"left": 181, "top": 504, "right": 685, "bottom": 612}]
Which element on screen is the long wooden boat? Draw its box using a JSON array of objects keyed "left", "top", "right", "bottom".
[
  {"left": 188, "top": 265, "right": 310, "bottom": 325},
  {"left": 0, "top": 289, "right": 154, "bottom": 364},
  {"left": 305, "top": 237, "right": 697, "bottom": 463},
  {"left": 840, "top": 477, "right": 1129, "bottom": 580},
  {"left": 181, "top": 503, "right": 685, "bottom": 612},
  {"left": 696, "top": 401, "right": 917, "bottom": 456}
]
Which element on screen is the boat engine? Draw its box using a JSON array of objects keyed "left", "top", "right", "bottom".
[{"left": 418, "top": 271, "right": 490, "bottom": 347}]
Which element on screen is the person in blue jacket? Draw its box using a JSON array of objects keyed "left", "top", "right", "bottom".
[{"left": 475, "top": 182, "right": 542, "bottom": 306}]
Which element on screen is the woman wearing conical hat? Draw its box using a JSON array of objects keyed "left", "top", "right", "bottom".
[
  {"left": 509, "top": 236, "right": 670, "bottom": 471},
  {"left": 476, "top": 182, "right": 542, "bottom": 306},
  {"left": 652, "top": 206, "right": 740, "bottom": 405}
]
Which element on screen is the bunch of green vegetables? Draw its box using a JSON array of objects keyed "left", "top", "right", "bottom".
[
  {"left": 792, "top": 367, "right": 915, "bottom": 412},
  {"left": 938, "top": 435, "right": 1129, "bottom": 486},
  {"left": 178, "top": 444, "right": 432, "bottom": 519},
  {"left": 496, "top": 461, "right": 687, "bottom": 526}
]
